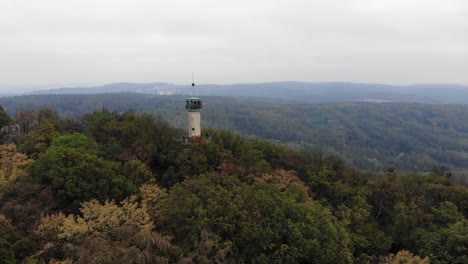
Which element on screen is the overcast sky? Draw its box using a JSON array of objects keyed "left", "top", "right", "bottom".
[{"left": 1, "top": 0, "right": 467, "bottom": 91}]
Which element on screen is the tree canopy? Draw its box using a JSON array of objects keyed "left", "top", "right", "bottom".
[{"left": 0, "top": 107, "right": 466, "bottom": 263}]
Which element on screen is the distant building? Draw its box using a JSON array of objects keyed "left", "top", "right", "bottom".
[{"left": 154, "top": 88, "right": 176, "bottom": 95}]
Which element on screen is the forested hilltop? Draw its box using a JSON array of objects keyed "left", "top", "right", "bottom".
[
  {"left": 0, "top": 106, "right": 467, "bottom": 263},
  {"left": 1, "top": 94, "right": 468, "bottom": 184}
]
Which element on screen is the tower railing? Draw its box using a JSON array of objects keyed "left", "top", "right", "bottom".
[{"left": 185, "top": 99, "right": 203, "bottom": 110}]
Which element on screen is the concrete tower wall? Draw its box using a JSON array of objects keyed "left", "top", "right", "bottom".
[{"left": 188, "top": 111, "right": 201, "bottom": 137}]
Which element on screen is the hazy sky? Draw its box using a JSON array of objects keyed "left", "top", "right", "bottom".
[{"left": 1, "top": 0, "right": 467, "bottom": 90}]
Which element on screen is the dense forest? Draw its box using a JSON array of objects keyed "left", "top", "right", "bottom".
[
  {"left": 26, "top": 81, "right": 468, "bottom": 104},
  {"left": 1, "top": 94, "right": 468, "bottom": 185},
  {"left": 0, "top": 105, "right": 467, "bottom": 263}
]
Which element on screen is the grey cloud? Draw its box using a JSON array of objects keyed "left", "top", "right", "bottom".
[{"left": 0, "top": 0, "right": 467, "bottom": 89}]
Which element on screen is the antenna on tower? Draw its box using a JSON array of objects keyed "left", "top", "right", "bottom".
[{"left": 192, "top": 72, "right": 195, "bottom": 96}]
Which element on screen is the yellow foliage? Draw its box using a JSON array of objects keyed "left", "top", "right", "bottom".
[
  {"left": 0, "top": 213, "right": 9, "bottom": 224},
  {"left": 35, "top": 196, "right": 175, "bottom": 262},
  {"left": 35, "top": 213, "right": 67, "bottom": 240},
  {"left": 382, "top": 250, "right": 430, "bottom": 264},
  {"left": 23, "top": 257, "right": 46, "bottom": 264},
  {"left": 0, "top": 144, "right": 32, "bottom": 190},
  {"left": 36, "top": 197, "right": 153, "bottom": 242},
  {"left": 49, "top": 259, "right": 73, "bottom": 264},
  {"left": 140, "top": 183, "right": 168, "bottom": 221},
  {"left": 58, "top": 215, "right": 88, "bottom": 240},
  {"left": 81, "top": 198, "right": 153, "bottom": 233}
]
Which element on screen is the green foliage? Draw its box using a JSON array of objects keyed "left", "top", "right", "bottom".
[
  {"left": 0, "top": 214, "right": 31, "bottom": 264},
  {"left": 27, "top": 134, "right": 136, "bottom": 208},
  {"left": 0, "top": 105, "right": 466, "bottom": 263},
  {"left": 338, "top": 204, "right": 391, "bottom": 260},
  {"left": 414, "top": 219, "right": 468, "bottom": 264},
  {"left": 159, "top": 173, "right": 353, "bottom": 263},
  {"left": 0, "top": 215, "right": 20, "bottom": 264},
  {"left": 364, "top": 173, "right": 468, "bottom": 262},
  {"left": 82, "top": 110, "right": 182, "bottom": 165},
  {"left": 0, "top": 105, "right": 12, "bottom": 128},
  {"left": 82, "top": 110, "right": 185, "bottom": 188},
  {"left": 0, "top": 238, "right": 17, "bottom": 264},
  {"left": 123, "top": 160, "right": 156, "bottom": 186},
  {"left": 5, "top": 94, "right": 468, "bottom": 180},
  {"left": 50, "top": 133, "right": 92, "bottom": 150},
  {"left": 161, "top": 137, "right": 229, "bottom": 186}
]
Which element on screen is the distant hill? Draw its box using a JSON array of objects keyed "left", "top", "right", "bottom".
[
  {"left": 27, "top": 81, "right": 468, "bottom": 104},
  {"left": 29, "top": 82, "right": 175, "bottom": 95}
]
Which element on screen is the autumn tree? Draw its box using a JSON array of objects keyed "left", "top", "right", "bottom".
[
  {"left": 381, "top": 250, "right": 430, "bottom": 264},
  {"left": 16, "top": 109, "right": 37, "bottom": 134},
  {"left": 0, "top": 144, "right": 32, "bottom": 196},
  {"left": 139, "top": 183, "right": 168, "bottom": 222},
  {"left": 19, "top": 119, "right": 60, "bottom": 156},
  {"left": 35, "top": 198, "right": 178, "bottom": 263},
  {"left": 37, "top": 107, "right": 59, "bottom": 126}
]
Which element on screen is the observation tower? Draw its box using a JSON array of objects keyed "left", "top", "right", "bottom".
[{"left": 185, "top": 79, "right": 203, "bottom": 138}]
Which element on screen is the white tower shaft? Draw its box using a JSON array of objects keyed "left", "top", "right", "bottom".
[{"left": 188, "top": 111, "right": 201, "bottom": 137}]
